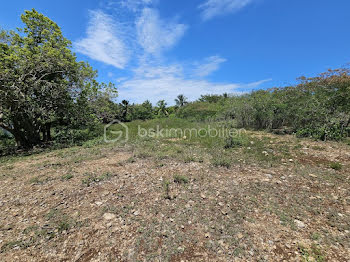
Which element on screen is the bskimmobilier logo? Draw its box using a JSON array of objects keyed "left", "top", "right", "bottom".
[{"left": 104, "top": 120, "right": 129, "bottom": 143}]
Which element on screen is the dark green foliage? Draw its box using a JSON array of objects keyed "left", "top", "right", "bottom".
[
  {"left": 173, "top": 174, "right": 189, "bottom": 184},
  {"left": 329, "top": 162, "right": 342, "bottom": 170},
  {"left": 224, "top": 136, "right": 243, "bottom": 149},
  {"left": 0, "top": 9, "right": 116, "bottom": 149}
]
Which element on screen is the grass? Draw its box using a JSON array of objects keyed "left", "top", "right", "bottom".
[
  {"left": 211, "top": 156, "right": 231, "bottom": 168},
  {"left": 61, "top": 174, "right": 74, "bottom": 181},
  {"left": 173, "top": 174, "right": 189, "bottom": 184},
  {"left": 329, "top": 161, "right": 342, "bottom": 170},
  {"left": 81, "top": 172, "right": 113, "bottom": 186}
]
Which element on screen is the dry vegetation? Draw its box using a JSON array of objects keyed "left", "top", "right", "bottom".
[{"left": 0, "top": 127, "right": 349, "bottom": 262}]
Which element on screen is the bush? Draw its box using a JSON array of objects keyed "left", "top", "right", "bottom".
[{"left": 176, "top": 102, "right": 223, "bottom": 121}]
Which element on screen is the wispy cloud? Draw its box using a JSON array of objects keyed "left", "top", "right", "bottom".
[
  {"left": 199, "top": 0, "right": 253, "bottom": 21},
  {"left": 136, "top": 8, "right": 187, "bottom": 56},
  {"left": 75, "top": 2, "right": 269, "bottom": 104},
  {"left": 74, "top": 10, "right": 131, "bottom": 69},
  {"left": 119, "top": 0, "right": 156, "bottom": 12},
  {"left": 192, "top": 56, "right": 227, "bottom": 77},
  {"left": 118, "top": 62, "right": 270, "bottom": 104}
]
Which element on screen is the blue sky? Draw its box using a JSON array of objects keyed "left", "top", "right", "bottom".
[{"left": 1, "top": 0, "right": 350, "bottom": 104}]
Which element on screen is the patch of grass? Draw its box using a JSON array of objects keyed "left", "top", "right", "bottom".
[
  {"left": 298, "top": 243, "right": 325, "bottom": 262},
  {"left": 329, "top": 162, "right": 342, "bottom": 170},
  {"left": 0, "top": 240, "right": 31, "bottom": 253},
  {"left": 173, "top": 174, "right": 189, "bottom": 184},
  {"left": 29, "top": 175, "right": 50, "bottom": 185},
  {"left": 46, "top": 208, "right": 76, "bottom": 233},
  {"left": 163, "top": 180, "right": 171, "bottom": 200},
  {"left": 81, "top": 172, "right": 113, "bottom": 186},
  {"left": 211, "top": 156, "right": 231, "bottom": 168},
  {"left": 126, "top": 156, "right": 136, "bottom": 163},
  {"left": 61, "top": 174, "right": 74, "bottom": 181},
  {"left": 224, "top": 136, "right": 243, "bottom": 149}
]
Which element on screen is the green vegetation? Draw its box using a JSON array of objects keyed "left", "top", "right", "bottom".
[
  {"left": 81, "top": 172, "right": 113, "bottom": 186},
  {"left": 329, "top": 162, "right": 342, "bottom": 170},
  {"left": 173, "top": 174, "right": 189, "bottom": 184}
]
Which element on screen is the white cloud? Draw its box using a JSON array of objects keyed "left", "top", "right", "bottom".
[
  {"left": 193, "top": 56, "right": 226, "bottom": 77},
  {"left": 75, "top": 4, "right": 270, "bottom": 104},
  {"left": 136, "top": 8, "right": 187, "bottom": 55},
  {"left": 118, "top": 76, "right": 244, "bottom": 104},
  {"left": 199, "top": 0, "right": 253, "bottom": 21},
  {"left": 118, "top": 63, "right": 270, "bottom": 104},
  {"left": 74, "top": 10, "right": 131, "bottom": 69}
]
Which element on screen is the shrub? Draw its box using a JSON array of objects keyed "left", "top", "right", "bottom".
[
  {"left": 329, "top": 162, "right": 342, "bottom": 170},
  {"left": 173, "top": 174, "right": 189, "bottom": 184}
]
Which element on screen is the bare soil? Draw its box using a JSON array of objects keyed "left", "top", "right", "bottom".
[{"left": 0, "top": 133, "right": 349, "bottom": 261}]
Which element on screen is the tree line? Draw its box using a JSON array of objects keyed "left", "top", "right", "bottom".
[{"left": 1, "top": 9, "right": 350, "bottom": 152}]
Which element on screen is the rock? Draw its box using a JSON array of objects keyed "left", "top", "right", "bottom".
[
  {"left": 309, "top": 174, "right": 317, "bottom": 178},
  {"left": 95, "top": 201, "right": 103, "bottom": 206},
  {"left": 294, "top": 219, "right": 306, "bottom": 229},
  {"left": 103, "top": 213, "right": 116, "bottom": 220},
  {"left": 237, "top": 233, "right": 243, "bottom": 239},
  {"left": 265, "top": 174, "right": 273, "bottom": 179},
  {"left": 200, "top": 193, "right": 206, "bottom": 199}
]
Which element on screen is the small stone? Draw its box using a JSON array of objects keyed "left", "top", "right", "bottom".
[
  {"left": 294, "top": 219, "right": 306, "bottom": 229},
  {"left": 309, "top": 174, "right": 317, "bottom": 178},
  {"left": 205, "top": 233, "right": 210, "bottom": 238},
  {"left": 95, "top": 201, "right": 103, "bottom": 206},
  {"left": 237, "top": 233, "right": 243, "bottom": 239},
  {"left": 103, "top": 213, "right": 116, "bottom": 220},
  {"left": 200, "top": 193, "right": 206, "bottom": 199},
  {"left": 265, "top": 174, "right": 273, "bottom": 179}
]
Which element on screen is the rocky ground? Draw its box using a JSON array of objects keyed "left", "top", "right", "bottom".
[{"left": 0, "top": 132, "right": 349, "bottom": 261}]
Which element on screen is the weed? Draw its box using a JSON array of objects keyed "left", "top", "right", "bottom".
[
  {"left": 224, "top": 136, "right": 243, "bottom": 149},
  {"left": 61, "top": 174, "right": 74, "bottom": 181},
  {"left": 163, "top": 180, "right": 171, "bottom": 200},
  {"left": 82, "top": 172, "right": 113, "bottom": 186},
  {"left": 173, "top": 174, "right": 189, "bottom": 184},
  {"left": 126, "top": 157, "right": 136, "bottom": 163},
  {"left": 329, "top": 162, "right": 342, "bottom": 170},
  {"left": 46, "top": 208, "right": 75, "bottom": 233},
  {"left": 211, "top": 157, "right": 231, "bottom": 168},
  {"left": 29, "top": 175, "right": 49, "bottom": 185}
]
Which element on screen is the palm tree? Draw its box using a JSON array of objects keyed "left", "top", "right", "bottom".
[
  {"left": 175, "top": 94, "right": 188, "bottom": 107},
  {"left": 157, "top": 100, "right": 168, "bottom": 116}
]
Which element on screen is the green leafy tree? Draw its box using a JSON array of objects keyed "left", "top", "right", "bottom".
[
  {"left": 131, "top": 100, "right": 154, "bottom": 121},
  {"left": 0, "top": 9, "right": 110, "bottom": 148}
]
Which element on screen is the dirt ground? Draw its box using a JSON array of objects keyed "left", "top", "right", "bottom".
[{"left": 0, "top": 132, "right": 349, "bottom": 261}]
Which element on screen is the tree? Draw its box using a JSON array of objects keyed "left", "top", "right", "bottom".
[
  {"left": 130, "top": 100, "right": 154, "bottom": 121},
  {"left": 175, "top": 94, "right": 188, "bottom": 107},
  {"left": 120, "top": 100, "right": 130, "bottom": 122},
  {"left": 156, "top": 100, "right": 168, "bottom": 117},
  {"left": 89, "top": 82, "right": 118, "bottom": 123},
  {"left": 0, "top": 9, "right": 110, "bottom": 148}
]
